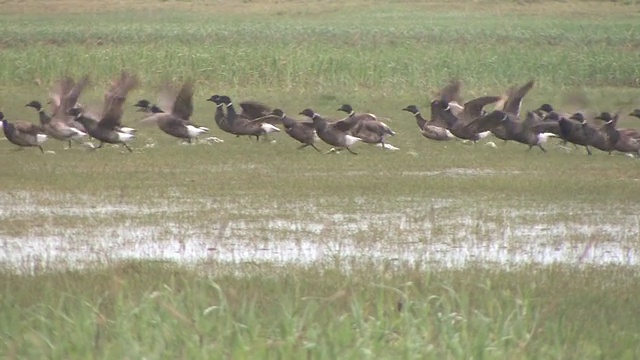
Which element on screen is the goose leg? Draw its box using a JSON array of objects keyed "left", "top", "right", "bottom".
[
  {"left": 584, "top": 146, "right": 592, "bottom": 155},
  {"left": 297, "top": 144, "right": 310, "bottom": 150},
  {"left": 67, "top": 140, "right": 72, "bottom": 149},
  {"left": 38, "top": 145, "right": 44, "bottom": 153},
  {"left": 526, "top": 145, "right": 533, "bottom": 152},
  {"left": 96, "top": 141, "right": 104, "bottom": 149},
  {"left": 538, "top": 144, "right": 547, "bottom": 153},
  {"left": 346, "top": 147, "right": 358, "bottom": 155},
  {"left": 310, "top": 143, "right": 321, "bottom": 152},
  {"left": 123, "top": 143, "right": 133, "bottom": 153}
]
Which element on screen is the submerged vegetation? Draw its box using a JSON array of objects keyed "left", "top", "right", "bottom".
[{"left": 1, "top": 0, "right": 640, "bottom": 358}]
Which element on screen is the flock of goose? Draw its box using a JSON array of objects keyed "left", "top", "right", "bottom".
[{"left": 2, "top": 72, "right": 640, "bottom": 157}]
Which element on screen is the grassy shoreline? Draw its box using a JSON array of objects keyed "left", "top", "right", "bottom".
[{"left": 2, "top": 260, "right": 640, "bottom": 359}]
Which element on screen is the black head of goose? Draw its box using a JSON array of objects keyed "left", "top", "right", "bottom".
[
  {"left": 26, "top": 100, "right": 52, "bottom": 126},
  {"left": 134, "top": 99, "right": 154, "bottom": 113},
  {"left": 0, "top": 112, "right": 47, "bottom": 153},
  {"left": 337, "top": 104, "right": 378, "bottom": 122},
  {"left": 402, "top": 105, "right": 428, "bottom": 130}
]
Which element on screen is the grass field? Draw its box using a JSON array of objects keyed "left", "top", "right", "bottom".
[{"left": 1, "top": 0, "right": 640, "bottom": 358}]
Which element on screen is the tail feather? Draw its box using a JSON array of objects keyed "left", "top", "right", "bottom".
[
  {"left": 344, "top": 135, "right": 362, "bottom": 146},
  {"left": 36, "top": 134, "right": 48, "bottom": 144},
  {"left": 186, "top": 125, "right": 206, "bottom": 138},
  {"left": 261, "top": 123, "right": 281, "bottom": 133},
  {"left": 117, "top": 132, "right": 135, "bottom": 143}
]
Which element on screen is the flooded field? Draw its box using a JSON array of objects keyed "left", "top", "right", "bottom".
[{"left": 2, "top": 190, "right": 638, "bottom": 272}]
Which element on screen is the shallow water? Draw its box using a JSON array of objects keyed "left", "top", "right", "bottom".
[{"left": 1, "top": 191, "right": 639, "bottom": 272}]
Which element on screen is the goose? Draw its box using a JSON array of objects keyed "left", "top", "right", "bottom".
[
  {"left": 429, "top": 79, "right": 499, "bottom": 142},
  {"left": 25, "top": 100, "right": 87, "bottom": 148},
  {"left": 205, "top": 95, "right": 240, "bottom": 136},
  {"left": 136, "top": 81, "right": 209, "bottom": 142},
  {"left": 594, "top": 112, "right": 640, "bottom": 156},
  {"left": 0, "top": 112, "right": 48, "bottom": 152},
  {"left": 139, "top": 103, "right": 207, "bottom": 144},
  {"left": 65, "top": 71, "right": 138, "bottom": 152},
  {"left": 68, "top": 108, "right": 135, "bottom": 152},
  {"left": 269, "top": 108, "right": 320, "bottom": 151},
  {"left": 568, "top": 112, "right": 612, "bottom": 154},
  {"left": 504, "top": 111, "right": 558, "bottom": 152},
  {"left": 337, "top": 104, "right": 396, "bottom": 149},
  {"left": 299, "top": 108, "right": 361, "bottom": 154},
  {"left": 433, "top": 79, "right": 465, "bottom": 119},
  {"left": 401, "top": 105, "right": 454, "bottom": 141},
  {"left": 217, "top": 95, "right": 280, "bottom": 141},
  {"left": 430, "top": 96, "right": 499, "bottom": 142},
  {"left": 539, "top": 112, "right": 592, "bottom": 154},
  {"left": 41, "top": 75, "right": 90, "bottom": 135},
  {"left": 630, "top": 109, "right": 640, "bottom": 119},
  {"left": 492, "top": 80, "right": 536, "bottom": 142}
]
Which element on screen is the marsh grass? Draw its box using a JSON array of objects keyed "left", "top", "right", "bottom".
[{"left": 1, "top": 261, "right": 640, "bottom": 359}]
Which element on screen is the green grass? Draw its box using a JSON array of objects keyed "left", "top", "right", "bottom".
[
  {"left": 1, "top": 0, "right": 640, "bottom": 358},
  {"left": 2, "top": 261, "right": 640, "bottom": 359}
]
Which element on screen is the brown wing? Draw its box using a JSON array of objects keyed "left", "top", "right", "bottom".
[
  {"left": 522, "top": 111, "right": 542, "bottom": 128},
  {"left": 463, "top": 96, "right": 502, "bottom": 119},
  {"left": 49, "top": 76, "right": 75, "bottom": 116},
  {"left": 437, "top": 79, "right": 463, "bottom": 104},
  {"left": 239, "top": 100, "right": 272, "bottom": 120},
  {"left": 99, "top": 71, "right": 139, "bottom": 129},
  {"left": 14, "top": 121, "right": 44, "bottom": 136},
  {"left": 529, "top": 121, "right": 560, "bottom": 135},
  {"left": 248, "top": 114, "right": 281, "bottom": 124},
  {"left": 332, "top": 118, "right": 358, "bottom": 132},
  {"left": 61, "top": 75, "right": 89, "bottom": 115},
  {"left": 464, "top": 110, "right": 507, "bottom": 133},
  {"left": 502, "top": 79, "right": 535, "bottom": 116},
  {"left": 170, "top": 80, "right": 194, "bottom": 120}
]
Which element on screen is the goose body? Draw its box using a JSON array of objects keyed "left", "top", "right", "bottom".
[
  {"left": 300, "top": 108, "right": 361, "bottom": 154},
  {"left": 269, "top": 109, "right": 319, "bottom": 151},
  {"left": 595, "top": 112, "right": 640, "bottom": 156},
  {"left": 216, "top": 96, "right": 281, "bottom": 141},
  {"left": 1, "top": 112, "right": 47, "bottom": 152},
  {"left": 136, "top": 81, "right": 209, "bottom": 143},
  {"left": 25, "top": 100, "right": 88, "bottom": 146},
  {"left": 338, "top": 104, "right": 396, "bottom": 149}
]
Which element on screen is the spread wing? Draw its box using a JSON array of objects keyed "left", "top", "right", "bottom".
[
  {"left": 437, "top": 79, "right": 463, "bottom": 104},
  {"left": 99, "top": 71, "right": 139, "bottom": 129},
  {"left": 239, "top": 100, "right": 272, "bottom": 120},
  {"left": 464, "top": 110, "right": 507, "bottom": 133},
  {"left": 170, "top": 80, "right": 195, "bottom": 120},
  {"left": 49, "top": 76, "right": 75, "bottom": 116},
  {"left": 463, "top": 96, "right": 502, "bottom": 119},
  {"left": 502, "top": 79, "right": 535, "bottom": 116},
  {"left": 61, "top": 75, "right": 89, "bottom": 115}
]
